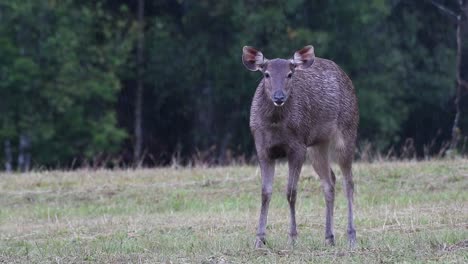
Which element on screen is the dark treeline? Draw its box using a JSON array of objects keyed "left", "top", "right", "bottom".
[{"left": 0, "top": 0, "right": 467, "bottom": 169}]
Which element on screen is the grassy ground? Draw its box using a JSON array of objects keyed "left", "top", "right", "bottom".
[{"left": 0, "top": 159, "right": 467, "bottom": 263}]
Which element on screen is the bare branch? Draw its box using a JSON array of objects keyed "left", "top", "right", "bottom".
[{"left": 427, "top": 0, "right": 459, "bottom": 18}]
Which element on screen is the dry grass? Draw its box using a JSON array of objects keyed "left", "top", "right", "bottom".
[{"left": 0, "top": 159, "right": 467, "bottom": 263}]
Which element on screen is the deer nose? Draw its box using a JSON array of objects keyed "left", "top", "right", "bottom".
[{"left": 273, "top": 91, "right": 285, "bottom": 106}]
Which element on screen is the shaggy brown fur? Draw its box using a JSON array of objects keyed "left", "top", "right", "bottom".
[{"left": 242, "top": 45, "right": 359, "bottom": 248}]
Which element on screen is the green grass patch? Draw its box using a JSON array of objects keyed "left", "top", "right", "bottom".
[{"left": 0, "top": 159, "right": 467, "bottom": 263}]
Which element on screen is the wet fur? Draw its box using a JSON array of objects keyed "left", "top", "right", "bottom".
[
  {"left": 247, "top": 53, "right": 359, "bottom": 248},
  {"left": 250, "top": 58, "right": 358, "bottom": 161}
]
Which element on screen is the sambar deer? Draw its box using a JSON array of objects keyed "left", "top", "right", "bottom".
[{"left": 242, "top": 45, "right": 359, "bottom": 248}]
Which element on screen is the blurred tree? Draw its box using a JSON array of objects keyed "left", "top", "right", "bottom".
[
  {"left": 0, "top": 0, "right": 134, "bottom": 168},
  {"left": 134, "top": 0, "right": 145, "bottom": 165},
  {"left": 0, "top": 0, "right": 465, "bottom": 168},
  {"left": 123, "top": 0, "right": 466, "bottom": 163}
]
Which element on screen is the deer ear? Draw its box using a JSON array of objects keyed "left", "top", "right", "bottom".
[
  {"left": 292, "top": 45, "right": 315, "bottom": 69},
  {"left": 242, "top": 46, "right": 267, "bottom": 71}
]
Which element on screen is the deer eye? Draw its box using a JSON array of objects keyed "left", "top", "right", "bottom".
[
  {"left": 264, "top": 72, "right": 270, "bottom": 78},
  {"left": 287, "top": 72, "right": 292, "bottom": 78}
]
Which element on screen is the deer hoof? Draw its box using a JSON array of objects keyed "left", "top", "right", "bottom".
[
  {"left": 288, "top": 233, "right": 298, "bottom": 247},
  {"left": 348, "top": 229, "right": 357, "bottom": 248},
  {"left": 254, "top": 237, "right": 266, "bottom": 249},
  {"left": 325, "top": 235, "right": 335, "bottom": 246}
]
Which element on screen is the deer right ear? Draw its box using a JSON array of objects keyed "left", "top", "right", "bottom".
[
  {"left": 242, "top": 46, "right": 266, "bottom": 71},
  {"left": 292, "top": 45, "right": 315, "bottom": 69}
]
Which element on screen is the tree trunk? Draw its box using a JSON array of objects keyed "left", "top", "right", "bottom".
[
  {"left": 194, "top": 80, "right": 214, "bottom": 153},
  {"left": 4, "top": 140, "right": 12, "bottom": 172},
  {"left": 450, "top": 0, "right": 467, "bottom": 151},
  {"left": 17, "top": 134, "right": 31, "bottom": 172},
  {"left": 134, "top": 0, "right": 145, "bottom": 165}
]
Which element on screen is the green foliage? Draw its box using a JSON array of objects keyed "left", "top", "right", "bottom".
[
  {"left": 140, "top": 0, "right": 462, "bottom": 161},
  {"left": 0, "top": 0, "right": 134, "bottom": 166},
  {"left": 0, "top": 0, "right": 465, "bottom": 167}
]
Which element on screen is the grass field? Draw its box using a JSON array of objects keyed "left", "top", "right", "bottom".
[{"left": 0, "top": 159, "right": 467, "bottom": 263}]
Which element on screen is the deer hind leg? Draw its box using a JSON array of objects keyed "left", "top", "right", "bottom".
[
  {"left": 310, "top": 144, "right": 335, "bottom": 246},
  {"left": 339, "top": 161, "right": 356, "bottom": 248},
  {"left": 334, "top": 129, "right": 357, "bottom": 248},
  {"left": 335, "top": 132, "right": 357, "bottom": 248}
]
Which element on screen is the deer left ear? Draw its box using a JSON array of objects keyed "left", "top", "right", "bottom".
[
  {"left": 242, "top": 46, "right": 267, "bottom": 71},
  {"left": 292, "top": 45, "right": 315, "bottom": 69}
]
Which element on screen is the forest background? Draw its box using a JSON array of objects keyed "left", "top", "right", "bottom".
[{"left": 1, "top": 0, "right": 467, "bottom": 169}]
